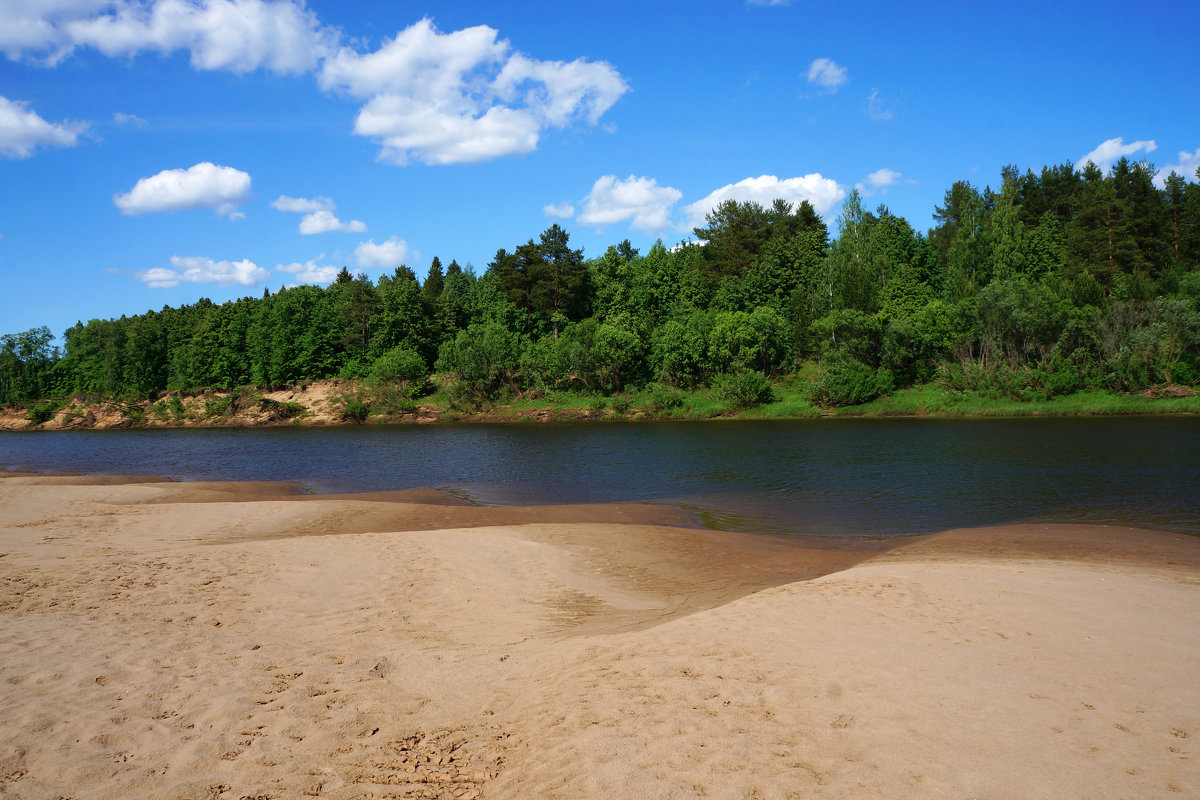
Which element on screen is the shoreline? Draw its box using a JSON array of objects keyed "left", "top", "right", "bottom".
[
  {"left": 2, "top": 475, "right": 1198, "bottom": 798},
  {"left": 3, "top": 380, "right": 1198, "bottom": 432}
]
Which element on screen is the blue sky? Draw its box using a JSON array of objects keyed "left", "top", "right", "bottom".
[{"left": 2, "top": 0, "right": 1198, "bottom": 342}]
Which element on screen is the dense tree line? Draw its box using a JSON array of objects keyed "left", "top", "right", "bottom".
[{"left": 4, "top": 159, "right": 1200, "bottom": 408}]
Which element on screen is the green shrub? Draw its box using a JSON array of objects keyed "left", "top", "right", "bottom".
[
  {"left": 168, "top": 395, "right": 186, "bottom": 421},
  {"left": 203, "top": 396, "right": 232, "bottom": 417},
  {"left": 369, "top": 345, "right": 433, "bottom": 398},
  {"left": 374, "top": 388, "right": 418, "bottom": 415},
  {"left": 435, "top": 323, "right": 522, "bottom": 401},
  {"left": 258, "top": 397, "right": 307, "bottom": 421},
  {"left": 644, "top": 383, "right": 684, "bottom": 412},
  {"left": 811, "top": 358, "right": 887, "bottom": 407},
  {"left": 610, "top": 394, "right": 633, "bottom": 415},
  {"left": 340, "top": 397, "right": 370, "bottom": 424},
  {"left": 714, "top": 370, "right": 775, "bottom": 409},
  {"left": 150, "top": 400, "right": 170, "bottom": 421},
  {"left": 25, "top": 402, "right": 59, "bottom": 425}
]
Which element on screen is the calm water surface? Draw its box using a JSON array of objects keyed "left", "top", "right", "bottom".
[{"left": 2, "top": 418, "right": 1198, "bottom": 538}]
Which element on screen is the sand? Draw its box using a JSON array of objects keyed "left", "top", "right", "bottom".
[{"left": 0, "top": 474, "right": 1197, "bottom": 799}]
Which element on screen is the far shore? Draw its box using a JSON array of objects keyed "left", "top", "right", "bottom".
[
  {"left": 2, "top": 378, "right": 1199, "bottom": 432},
  {"left": 1, "top": 473, "right": 1197, "bottom": 798}
]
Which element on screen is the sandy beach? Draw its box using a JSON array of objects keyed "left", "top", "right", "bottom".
[{"left": 1, "top": 473, "right": 1197, "bottom": 799}]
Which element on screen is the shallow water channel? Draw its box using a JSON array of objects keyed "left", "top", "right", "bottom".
[{"left": 2, "top": 417, "right": 1198, "bottom": 538}]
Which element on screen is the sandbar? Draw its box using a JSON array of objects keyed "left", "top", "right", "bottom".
[{"left": 1, "top": 474, "right": 1196, "bottom": 798}]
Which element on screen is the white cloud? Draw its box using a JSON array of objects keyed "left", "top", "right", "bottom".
[
  {"left": 58, "top": 0, "right": 335, "bottom": 74},
  {"left": 298, "top": 209, "right": 366, "bottom": 234},
  {"left": 114, "top": 161, "right": 252, "bottom": 217},
  {"left": 113, "top": 110, "right": 146, "bottom": 126},
  {"left": 136, "top": 254, "right": 267, "bottom": 288},
  {"left": 271, "top": 194, "right": 365, "bottom": 234},
  {"left": 493, "top": 52, "right": 628, "bottom": 127},
  {"left": 1157, "top": 148, "right": 1200, "bottom": 183},
  {"left": 3, "top": 9, "right": 626, "bottom": 167},
  {"left": 1076, "top": 137, "right": 1158, "bottom": 172},
  {"left": 0, "top": 0, "right": 109, "bottom": 62},
  {"left": 578, "top": 174, "right": 682, "bottom": 233},
  {"left": 683, "top": 173, "right": 846, "bottom": 229},
  {"left": 276, "top": 256, "right": 339, "bottom": 285},
  {"left": 855, "top": 167, "right": 903, "bottom": 195},
  {"left": 355, "top": 236, "right": 411, "bottom": 268},
  {"left": 0, "top": 95, "right": 87, "bottom": 157},
  {"left": 272, "top": 194, "right": 332, "bottom": 213},
  {"left": 353, "top": 94, "right": 540, "bottom": 165},
  {"left": 806, "top": 58, "right": 847, "bottom": 91},
  {"left": 543, "top": 202, "right": 575, "bottom": 218},
  {"left": 319, "top": 17, "right": 627, "bottom": 165},
  {"left": 866, "top": 88, "right": 892, "bottom": 121}
]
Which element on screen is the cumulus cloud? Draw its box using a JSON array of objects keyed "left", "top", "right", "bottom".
[
  {"left": 114, "top": 161, "right": 252, "bottom": 217},
  {"left": 3, "top": 8, "right": 627, "bottom": 166},
  {"left": 272, "top": 194, "right": 365, "bottom": 234},
  {"left": 136, "top": 254, "right": 267, "bottom": 288},
  {"left": 319, "top": 17, "right": 627, "bottom": 165},
  {"left": 0, "top": 0, "right": 107, "bottom": 62},
  {"left": 2, "top": 0, "right": 337, "bottom": 73},
  {"left": 578, "top": 175, "right": 682, "bottom": 233},
  {"left": 806, "top": 58, "right": 847, "bottom": 91},
  {"left": 355, "top": 236, "right": 411, "bottom": 269},
  {"left": 1077, "top": 137, "right": 1158, "bottom": 172},
  {"left": 276, "top": 256, "right": 339, "bottom": 285},
  {"left": 543, "top": 202, "right": 575, "bottom": 218},
  {"left": 0, "top": 95, "right": 87, "bottom": 157},
  {"left": 683, "top": 173, "right": 846, "bottom": 229},
  {"left": 855, "top": 167, "right": 903, "bottom": 196},
  {"left": 298, "top": 210, "right": 366, "bottom": 234},
  {"left": 1158, "top": 147, "right": 1200, "bottom": 183}
]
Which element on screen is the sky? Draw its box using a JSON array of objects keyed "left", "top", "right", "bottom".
[{"left": 2, "top": 0, "right": 1198, "bottom": 342}]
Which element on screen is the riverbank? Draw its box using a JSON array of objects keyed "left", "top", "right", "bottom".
[
  {"left": 2, "top": 378, "right": 1199, "bottom": 431},
  {"left": 1, "top": 474, "right": 1197, "bottom": 798}
]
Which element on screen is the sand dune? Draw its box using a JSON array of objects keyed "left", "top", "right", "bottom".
[{"left": 1, "top": 474, "right": 1197, "bottom": 799}]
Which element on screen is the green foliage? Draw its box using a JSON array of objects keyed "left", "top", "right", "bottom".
[
  {"left": 810, "top": 309, "right": 882, "bottom": 364},
  {"left": 641, "top": 383, "right": 684, "bottom": 412},
  {"left": 714, "top": 370, "right": 775, "bottom": 408},
  {"left": 258, "top": 397, "right": 307, "bottom": 421},
  {"left": 368, "top": 344, "right": 432, "bottom": 398},
  {"left": 203, "top": 395, "right": 233, "bottom": 418},
  {"left": 609, "top": 394, "right": 633, "bottom": 415},
  {"left": 2, "top": 326, "right": 57, "bottom": 405},
  {"left": 25, "top": 400, "right": 61, "bottom": 425},
  {"left": 810, "top": 357, "right": 891, "bottom": 407},
  {"left": 435, "top": 322, "right": 522, "bottom": 402},
  {"left": 372, "top": 388, "right": 418, "bottom": 416},
  {"left": 340, "top": 396, "right": 370, "bottom": 424}
]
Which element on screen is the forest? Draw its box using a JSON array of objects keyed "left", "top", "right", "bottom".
[{"left": 3, "top": 157, "right": 1200, "bottom": 415}]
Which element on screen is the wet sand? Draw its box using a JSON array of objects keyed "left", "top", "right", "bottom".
[{"left": 1, "top": 473, "right": 1197, "bottom": 798}]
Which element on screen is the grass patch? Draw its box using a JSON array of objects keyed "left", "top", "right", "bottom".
[{"left": 837, "top": 385, "right": 1200, "bottom": 417}]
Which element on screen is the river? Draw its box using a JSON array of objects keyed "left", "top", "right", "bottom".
[{"left": 2, "top": 418, "right": 1198, "bottom": 538}]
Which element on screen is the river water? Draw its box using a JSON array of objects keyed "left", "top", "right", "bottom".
[{"left": 2, "top": 418, "right": 1198, "bottom": 538}]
